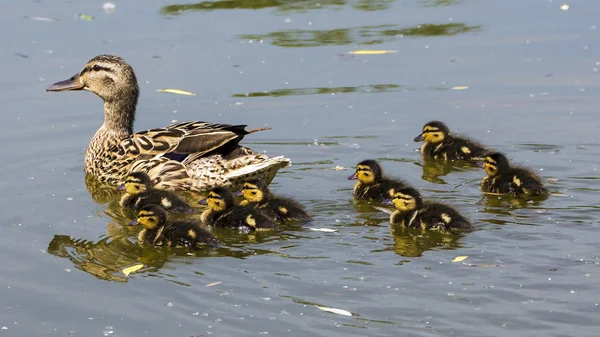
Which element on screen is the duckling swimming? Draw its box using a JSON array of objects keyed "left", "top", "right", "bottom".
[
  {"left": 383, "top": 187, "right": 473, "bottom": 231},
  {"left": 128, "top": 205, "right": 219, "bottom": 248},
  {"left": 480, "top": 152, "right": 548, "bottom": 196},
  {"left": 198, "top": 187, "right": 277, "bottom": 232},
  {"left": 413, "top": 121, "right": 489, "bottom": 161},
  {"left": 236, "top": 180, "right": 311, "bottom": 223},
  {"left": 117, "top": 172, "right": 194, "bottom": 212},
  {"left": 348, "top": 159, "right": 409, "bottom": 201}
]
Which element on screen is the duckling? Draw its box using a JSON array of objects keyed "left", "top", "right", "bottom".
[
  {"left": 236, "top": 180, "right": 312, "bottom": 223},
  {"left": 348, "top": 159, "right": 409, "bottom": 201},
  {"left": 117, "top": 172, "right": 194, "bottom": 213},
  {"left": 413, "top": 120, "right": 489, "bottom": 161},
  {"left": 480, "top": 152, "right": 548, "bottom": 196},
  {"left": 198, "top": 187, "right": 277, "bottom": 232},
  {"left": 128, "top": 205, "right": 219, "bottom": 248},
  {"left": 383, "top": 187, "right": 473, "bottom": 231}
]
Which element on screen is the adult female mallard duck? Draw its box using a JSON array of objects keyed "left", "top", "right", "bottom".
[
  {"left": 413, "top": 120, "right": 489, "bottom": 161},
  {"left": 128, "top": 204, "right": 219, "bottom": 248},
  {"left": 198, "top": 187, "right": 277, "bottom": 232},
  {"left": 46, "top": 55, "right": 290, "bottom": 192},
  {"left": 348, "top": 159, "right": 410, "bottom": 201},
  {"left": 117, "top": 172, "right": 195, "bottom": 213},
  {"left": 479, "top": 152, "right": 548, "bottom": 196},
  {"left": 236, "top": 179, "right": 312, "bottom": 223},
  {"left": 383, "top": 187, "right": 473, "bottom": 231}
]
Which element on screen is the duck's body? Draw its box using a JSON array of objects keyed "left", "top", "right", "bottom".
[
  {"left": 385, "top": 187, "right": 473, "bottom": 231},
  {"left": 129, "top": 205, "right": 219, "bottom": 248},
  {"left": 414, "top": 121, "right": 489, "bottom": 161},
  {"left": 348, "top": 160, "right": 409, "bottom": 201},
  {"left": 118, "top": 172, "right": 194, "bottom": 212},
  {"left": 238, "top": 180, "right": 311, "bottom": 223},
  {"left": 480, "top": 152, "right": 548, "bottom": 196},
  {"left": 47, "top": 55, "right": 290, "bottom": 192},
  {"left": 199, "top": 187, "right": 277, "bottom": 232}
]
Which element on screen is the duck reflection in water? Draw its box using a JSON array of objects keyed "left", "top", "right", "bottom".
[{"left": 417, "top": 156, "right": 480, "bottom": 185}]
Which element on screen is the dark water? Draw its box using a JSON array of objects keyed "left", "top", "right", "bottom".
[{"left": 1, "top": 0, "right": 600, "bottom": 336}]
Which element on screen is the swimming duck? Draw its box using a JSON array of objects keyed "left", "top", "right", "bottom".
[
  {"left": 236, "top": 179, "right": 311, "bottom": 223},
  {"left": 198, "top": 187, "right": 277, "bottom": 232},
  {"left": 128, "top": 204, "right": 219, "bottom": 248},
  {"left": 413, "top": 120, "right": 489, "bottom": 161},
  {"left": 348, "top": 159, "right": 409, "bottom": 201},
  {"left": 480, "top": 152, "right": 548, "bottom": 196},
  {"left": 117, "top": 172, "right": 194, "bottom": 212},
  {"left": 46, "top": 55, "right": 290, "bottom": 192},
  {"left": 383, "top": 187, "right": 473, "bottom": 231}
]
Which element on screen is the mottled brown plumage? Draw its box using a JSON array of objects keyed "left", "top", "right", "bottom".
[{"left": 46, "top": 55, "right": 290, "bottom": 192}]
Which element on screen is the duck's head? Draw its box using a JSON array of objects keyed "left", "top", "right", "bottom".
[
  {"left": 480, "top": 152, "right": 510, "bottom": 177},
  {"left": 116, "top": 172, "right": 153, "bottom": 194},
  {"left": 46, "top": 55, "right": 138, "bottom": 102},
  {"left": 128, "top": 204, "right": 167, "bottom": 229},
  {"left": 348, "top": 160, "right": 382, "bottom": 185},
  {"left": 198, "top": 187, "right": 234, "bottom": 212},
  {"left": 413, "top": 120, "right": 450, "bottom": 144},
  {"left": 236, "top": 180, "right": 270, "bottom": 203},
  {"left": 383, "top": 187, "right": 423, "bottom": 212}
]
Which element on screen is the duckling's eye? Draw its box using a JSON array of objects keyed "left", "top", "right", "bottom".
[
  {"left": 251, "top": 191, "right": 257, "bottom": 195},
  {"left": 92, "top": 65, "right": 101, "bottom": 71}
]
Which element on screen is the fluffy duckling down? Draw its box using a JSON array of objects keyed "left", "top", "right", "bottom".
[
  {"left": 480, "top": 152, "right": 548, "bottom": 196},
  {"left": 348, "top": 159, "right": 409, "bottom": 201},
  {"left": 198, "top": 187, "right": 278, "bottom": 232},
  {"left": 413, "top": 120, "right": 489, "bottom": 161},
  {"left": 235, "top": 179, "right": 311, "bottom": 224},
  {"left": 117, "top": 172, "right": 194, "bottom": 212},
  {"left": 383, "top": 187, "right": 473, "bottom": 231},
  {"left": 128, "top": 205, "right": 219, "bottom": 248}
]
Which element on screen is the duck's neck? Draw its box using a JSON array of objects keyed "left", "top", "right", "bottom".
[{"left": 102, "top": 87, "right": 138, "bottom": 136}]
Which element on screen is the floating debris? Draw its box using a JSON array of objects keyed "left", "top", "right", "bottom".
[
  {"left": 309, "top": 228, "right": 338, "bottom": 233},
  {"left": 452, "top": 255, "right": 468, "bottom": 263},
  {"left": 79, "top": 14, "right": 94, "bottom": 21},
  {"left": 157, "top": 88, "right": 197, "bottom": 96},
  {"left": 348, "top": 50, "right": 397, "bottom": 55},
  {"left": 122, "top": 263, "right": 144, "bottom": 276},
  {"left": 25, "top": 16, "right": 59, "bottom": 22},
  {"left": 451, "top": 86, "right": 469, "bottom": 90},
  {"left": 560, "top": 4, "right": 570, "bottom": 11},
  {"left": 315, "top": 305, "right": 353, "bottom": 316},
  {"left": 205, "top": 281, "right": 222, "bottom": 287},
  {"left": 103, "top": 2, "right": 116, "bottom": 14},
  {"left": 14, "top": 53, "right": 28, "bottom": 58}
]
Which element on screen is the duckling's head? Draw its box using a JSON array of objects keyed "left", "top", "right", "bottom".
[
  {"left": 128, "top": 204, "right": 167, "bottom": 230},
  {"left": 238, "top": 180, "right": 271, "bottom": 203},
  {"left": 386, "top": 187, "right": 423, "bottom": 212},
  {"left": 198, "top": 187, "right": 234, "bottom": 212},
  {"left": 46, "top": 55, "right": 139, "bottom": 109},
  {"left": 117, "top": 172, "right": 153, "bottom": 194},
  {"left": 348, "top": 160, "right": 383, "bottom": 185},
  {"left": 481, "top": 152, "right": 510, "bottom": 177},
  {"left": 413, "top": 121, "right": 450, "bottom": 144}
]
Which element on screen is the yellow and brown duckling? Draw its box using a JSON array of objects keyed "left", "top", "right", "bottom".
[
  {"left": 413, "top": 120, "right": 489, "bottom": 161},
  {"left": 198, "top": 187, "right": 277, "bottom": 232},
  {"left": 117, "top": 172, "right": 194, "bottom": 213},
  {"left": 480, "top": 152, "right": 548, "bottom": 196},
  {"left": 235, "top": 180, "right": 312, "bottom": 224},
  {"left": 128, "top": 205, "right": 219, "bottom": 248},
  {"left": 383, "top": 187, "right": 473, "bottom": 231},
  {"left": 348, "top": 159, "right": 409, "bottom": 201}
]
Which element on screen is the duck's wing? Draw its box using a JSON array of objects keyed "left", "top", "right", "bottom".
[{"left": 115, "top": 121, "right": 270, "bottom": 159}]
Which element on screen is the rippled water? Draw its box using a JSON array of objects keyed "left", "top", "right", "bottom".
[{"left": 1, "top": 0, "right": 600, "bottom": 336}]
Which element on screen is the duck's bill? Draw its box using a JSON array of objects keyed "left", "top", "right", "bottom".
[
  {"left": 127, "top": 220, "right": 140, "bottom": 226},
  {"left": 413, "top": 133, "right": 424, "bottom": 142},
  {"left": 347, "top": 172, "right": 358, "bottom": 180},
  {"left": 46, "top": 73, "right": 84, "bottom": 92},
  {"left": 116, "top": 185, "right": 126, "bottom": 191},
  {"left": 198, "top": 198, "right": 208, "bottom": 205},
  {"left": 381, "top": 199, "right": 393, "bottom": 206}
]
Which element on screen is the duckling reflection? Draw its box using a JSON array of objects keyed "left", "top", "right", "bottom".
[
  {"left": 418, "top": 156, "right": 479, "bottom": 185},
  {"left": 389, "top": 225, "right": 466, "bottom": 258},
  {"left": 348, "top": 159, "right": 410, "bottom": 201},
  {"left": 85, "top": 173, "right": 120, "bottom": 205},
  {"left": 414, "top": 120, "right": 489, "bottom": 161},
  {"left": 479, "top": 152, "right": 549, "bottom": 198}
]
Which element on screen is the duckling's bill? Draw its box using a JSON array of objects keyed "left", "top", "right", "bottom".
[
  {"left": 116, "top": 184, "right": 126, "bottom": 191},
  {"left": 381, "top": 199, "right": 393, "bottom": 206},
  {"left": 198, "top": 198, "right": 207, "bottom": 205},
  {"left": 46, "top": 73, "right": 85, "bottom": 92},
  {"left": 347, "top": 172, "right": 358, "bottom": 180},
  {"left": 127, "top": 219, "right": 140, "bottom": 226},
  {"left": 413, "top": 133, "right": 424, "bottom": 142}
]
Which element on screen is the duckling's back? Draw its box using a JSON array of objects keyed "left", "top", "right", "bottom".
[
  {"left": 127, "top": 190, "right": 194, "bottom": 213},
  {"left": 163, "top": 221, "right": 219, "bottom": 247},
  {"left": 418, "top": 203, "right": 473, "bottom": 230},
  {"left": 212, "top": 207, "right": 278, "bottom": 232},
  {"left": 354, "top": 178, "right": 409, "bottom": 201},
  {"left": 261, "top": 197, "right": 312, "bottom": 223},
  {"left": 483, "top": 167, "right": 547, "bottom": 196},
  {"left": 424, "top": 137, "right": 488, "bottom": 161}
]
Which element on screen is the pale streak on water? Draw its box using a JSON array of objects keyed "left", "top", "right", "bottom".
[{"left": 0, "top": 0, "right": 599, "bottom": 336}]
